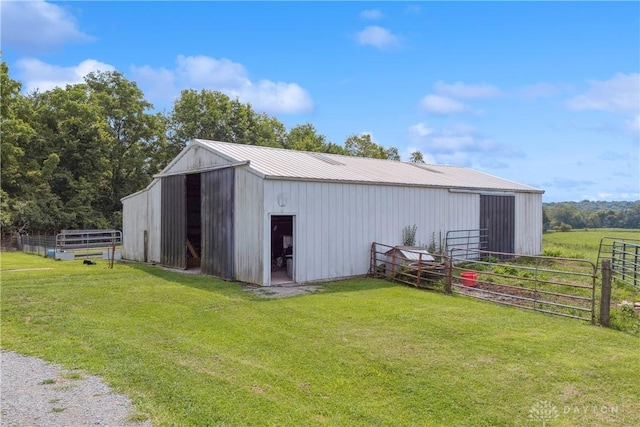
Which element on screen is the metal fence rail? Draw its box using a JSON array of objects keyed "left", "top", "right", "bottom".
[
  {"left": 445, "top": 229, "right": 488, "bottom": 261},
  {"left": 597, "top": 237, "right": 640, "bottom": 289},
  {"left": 56, "top": 229, "right": 122, "bottom": 259}
]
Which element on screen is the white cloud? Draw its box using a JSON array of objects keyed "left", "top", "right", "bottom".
[
  {"left": 407, "top": 122, "right": 524, "bottom": 167},
  {"left": 232, "top": 80, "right": 314, "bottom": 115},
  {"left": 175, "top": 55, "right": 250, "bottom": 89},
  {"left": 567, "top": 73, "right": 640, "bottom": 114},
  {"left": 355, "top": 26, "right": 401, "bottom": 50},
  {"left": 129, "top": 65, "right": 175, "bottom": 109},
  {"left": 1, "top": 0, "right": 92, "bottom": 53},
  {"left": 419, "top": 81, "right": 498, "bottom": 115},
  {"left": 360, "top": 9, "right": 383, "bottom": 20},
  {"left": 419, "top": 95, "right": 469, "bottom": 114},
  {"left": 15, "top": 58, "right": 115, "bottom": 93},
  {"left": 626, "top": 114, "right": 640, "bottom": 133},
  {"left": 131, "top": 54, "right": 313, "bottom": 114},
  {"left": 434, "top": 81, "right": 501, "bottom": 99},
  {"left": 408, "top": 123, "right": 434, "bottom": 137}
]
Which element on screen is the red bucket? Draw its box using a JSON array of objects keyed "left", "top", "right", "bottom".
[{"left": 461, "top": 272, "right": 478, "bottom": 287}]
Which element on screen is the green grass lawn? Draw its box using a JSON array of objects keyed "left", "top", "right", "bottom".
[{"left": 2, "top": 252, "right": 639, "bottom": 426}]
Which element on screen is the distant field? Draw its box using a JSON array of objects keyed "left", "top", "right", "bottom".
[
  {"left": 542, "top": 229, "right": 639, "bottom": 262},
  {"left": 2, "top": 252, "right": 639, "bottom": 426}
]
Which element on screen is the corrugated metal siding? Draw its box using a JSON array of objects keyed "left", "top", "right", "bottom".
[
  {"left": 121, "top": 190, "right": 148, "bottom": 261},
  {"left": 263, "top": 181, "right": 481, "bottom": 284},
  {"left": 234, "top": 168, "right": 264, "bottom": 285},
  {"left": 201, "top": 168, "right": 234, "bottom": 279},
  {"left": 515, "top": 192, "right": 543, "bottom": 254},
  {"left": 147, "top": 180, "right": 162, "bottom": 263},
  {"left": 161, "top": 175, "right": 186, "bottom": 269},
  {"left": 480, "top": 195, "right": 515, "bottom": 254}
]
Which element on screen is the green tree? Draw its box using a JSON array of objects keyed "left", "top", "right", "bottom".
[
  {"left": 344, "top": 133, "right": 399, "bottom": 160},
  {"left": 547, "top": 203, "right": 585, "bottom": 229},
  {"left": 168, "top": 89, "right": 286, "bottom": 157},
  {"left": 284, "top": 123, "right": 346, "bottom": 154},
  {"left": 84, "top": 71, "right": 167, "bottom": 223},
  {"left": 542, "top": 208, "right": 551, "bottom": 232},
  {"left": 26, "top": 85, "right": 111, "bottom": 230},
  {"left": 410, "top": 151, "right": 425, "bottom": 164},
  {"left": 0, "top": 61, "right": 34, "bottom": 198},
  {"left": 285, "top": 123, "right": 328, "bottom": 152}
]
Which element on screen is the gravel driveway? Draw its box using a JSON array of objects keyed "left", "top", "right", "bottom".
[{"left": 1, "top": 351, "right": 152, "bottom": 427}]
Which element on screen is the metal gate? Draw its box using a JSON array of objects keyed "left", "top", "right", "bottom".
[
  {"left": 597, "top": 237, "right": 640, "bottom": 289},
  {"left": 450, "top": 248, "right": 596, "bottom": 322}
]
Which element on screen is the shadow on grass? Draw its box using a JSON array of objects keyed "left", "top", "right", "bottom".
[
  {"left": 125, "top": 262, "right": 398, "bottom": 298},
  {"left": 125, "top": 263, "right": 244, "bottom": 296}
]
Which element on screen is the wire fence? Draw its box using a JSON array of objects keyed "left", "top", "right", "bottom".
[{"left": 19, "top": 234, "right": 57, "bottom": 257}]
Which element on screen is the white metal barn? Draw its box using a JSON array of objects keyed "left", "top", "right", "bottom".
[{"left": 121, "top": 139, "right": 544, "bottom": 286}]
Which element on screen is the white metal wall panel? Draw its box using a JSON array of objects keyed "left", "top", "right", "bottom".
[
  {"left": 122, "top": 190, "right": 148, "bottom": 261},
  {"left": 147, "top": 180, "right": 162, "bottom": 263},
  {"left": 514, "top": 193, "right": 543, "bottom": 255},
  {"left": 263, "top": 180, "right": 484, "bottom": 284}
]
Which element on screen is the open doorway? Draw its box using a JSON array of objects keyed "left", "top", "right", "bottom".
[
  {"left": 186, "top": 173, "right": 201, "bottom": 269},
  {"left": 270, "top": 215, "right": 294, "bottom": 284}
]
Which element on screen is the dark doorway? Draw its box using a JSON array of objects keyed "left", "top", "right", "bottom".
[
  {"left": 270, "top": 215, "right": 294, "bottom": 284},
  {"left": 186, "top": 174, "right": 201, "bottom": 268},
  {"left": 480, "top": 194, "right": 515, "bottom": 257}
]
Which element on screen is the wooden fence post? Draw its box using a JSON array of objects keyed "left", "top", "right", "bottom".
[{"left": 599, "top": 260, "right": 612, "bottom": 327}]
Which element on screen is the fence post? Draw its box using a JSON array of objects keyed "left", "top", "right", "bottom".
[
  {"left": 599, "top": 260, "right": 612, "bottom": 327},
  {"left": 417, "top": 253, "right": 422, "bottom": 288},
  {"left": 444, "top": 257, "right": 453, "bottom": 294}
]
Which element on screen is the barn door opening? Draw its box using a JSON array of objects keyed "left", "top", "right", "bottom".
[
  {"left": 186, "top": 173, "right": 202, "bottom": 269},
  {"left": 480, "top": 194, "right": 515, "bottom": 258},
  {"left": 270, "top": 215, "right": 294, "bottom": 284}
]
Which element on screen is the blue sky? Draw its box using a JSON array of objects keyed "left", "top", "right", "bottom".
[{"left": 2, "top": 1, "right": 639, "bottom": 203}]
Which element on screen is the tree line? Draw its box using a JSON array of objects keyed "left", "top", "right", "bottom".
[
  {"left": 1, "top": 63, "right": 419, "bottom": 235},
  {"left": 543, "top": 201, "right": 640, "bottom": 231},
  {"left": 3, "top": 62, "right": 637, "bottom": 235}
]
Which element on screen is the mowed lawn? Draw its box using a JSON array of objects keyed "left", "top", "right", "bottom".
[{"left": 2, "top": 253, "right": 639, "bottom": 426}]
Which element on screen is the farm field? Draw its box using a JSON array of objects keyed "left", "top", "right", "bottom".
[
  {"left": 1, "top": 251, "right": 639, "bottom": 426},
  {"left": 542, "top": 229, "right": 639, "bottom": 261}
]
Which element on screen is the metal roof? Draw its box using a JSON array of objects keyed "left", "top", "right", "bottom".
[
  {"left": 385, "top": 246, "right": 436, "bottom": 262},
  {"left": 192, "top": 139, "right": 543, "bottom": 193}
]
